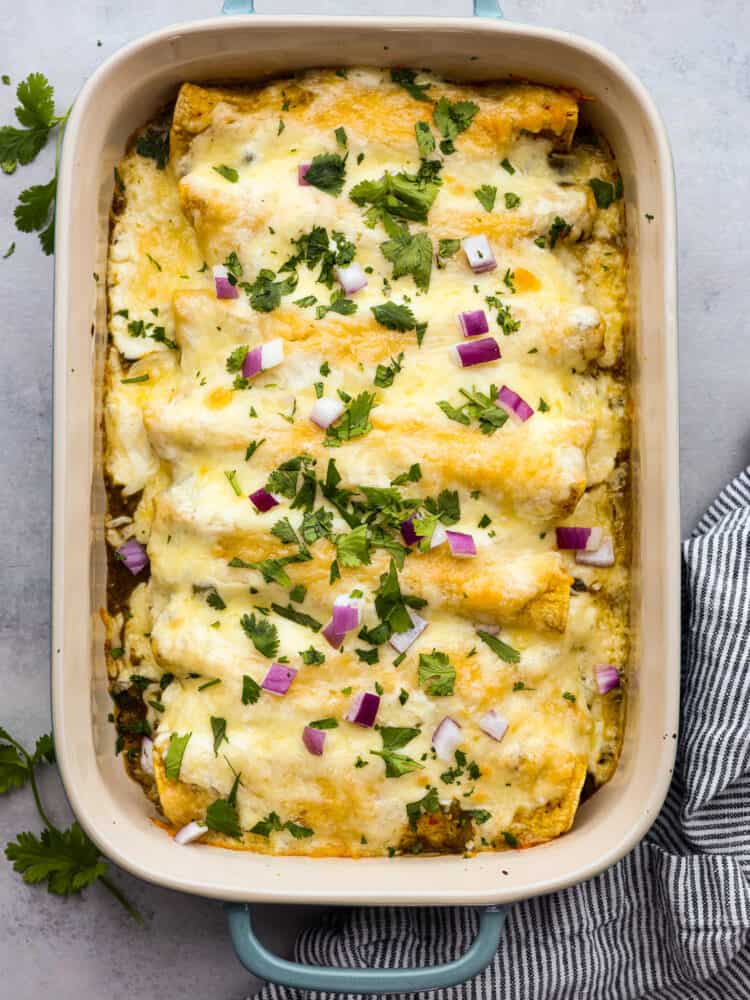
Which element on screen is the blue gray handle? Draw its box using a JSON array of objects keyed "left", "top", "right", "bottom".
[
  {"left": 226, "top": 903, "right": 507, "bottom": 992},
  {"left": 220, "top": 0, "right": 505, "bottom": 991},
  {"left": 222, "top": 0, "right": 504, "bottom": 17}
]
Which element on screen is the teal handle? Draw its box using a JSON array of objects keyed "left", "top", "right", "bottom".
[
  {"left": 222, "top": 1, "right": 504, "bottom": 16},
  {"left": 226, "top": 903, "right": 507, "bottom": 992}
]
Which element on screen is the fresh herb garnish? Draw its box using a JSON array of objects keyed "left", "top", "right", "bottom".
[
  {"left": 484, "top": 293, "right": 520, "bottom": 335},
  {"left": 334, "top": 126, "right": 347, "bottom": 147},
  {"left": 271, "top": 603, "right": 322, "bottom": 632},
  {"left": 241, "top": 675, "right": 261, "bottom": 705},
  {"left": 164, "top": 732, "right": 191, "bottom": 779},
  {"left": 475, "top": 185, "right": 497, "bottom": 212},
  {"left": 244, "top": 268, "right": 297, "bottom": 313},
  {"left": 437, "top": 385, "right": 509, "bottom": 435},
  {"left": 135, "top": 120, "right": 170, "bottom": 169},
  {"left": 380, "top": 216, "right": 433, "bottom": 292},
  {"left": 548, "top": 215, "right": 571, "bottom": 248},
  {"left": 206, "top": 589, "right": 226, "bottom": 611},
  {"left": 390, "top": 67, "right": 432, "bottom": 102},
  {"left": 300, "top": 646, "right": 325, "bottom": 665},
  {"left": 210, "top": 717, "right": 228, "bottom": 755},
  {"left": 325, "top": 391, "right": 376, "bottom": 445},
  {"left": 206, "top": 795, "right": 242, "bottom": 839},
  {"left": 589, "top": 177, "right": 621, "bottom": 209},
  {"left": 370, "top": 301, "right": 416, "bottom": 331},
  {"left": 406, "top": 786, "right": 440, "bottom": 829},
  {"left": 240, "top": 613, "right": 280, "bottom": 658},
  {"left": 350, "top": 170, "right": 440, "bottom": 226},
  {"left": 374, "top": 351, "right": 405, "bottom": 389},
  {"left": 309, "top": 718, "right": 338, "bottom": 730},
  {"left": 304, "top": 152, "right": 347, "bottom": 196},
  {"left": 418, "top": 650, "right": 456, "bottom": 696},
  {"left": 433, "top": 97, "right": 479, "bottom": 149},
  {"left": 438, "top": 238, "right": 461, "bottom": 260},
  {"left": 477, "top": 630, "right": 520, "bottom": 663},
  {"left": 213, "top": 164, "right": 239, "bottom": 183},
  {"left": 500, "top": 157, "right": 515, "bottom": 174},
  {"left": 224, "top": 470, "right": 243, "bottom": 497},
  {"left": 504, "top": 191, "right": 521, "bottom": 209}
]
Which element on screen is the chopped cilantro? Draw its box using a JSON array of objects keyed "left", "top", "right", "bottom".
[
  {"left": 240, "top": 613, "right": 280, "bottom": 658},
  {"left": 213, "top": 164, "right": 238, "bottom": 183},
  {"left": 164, "top": 732, "right": 191, "bottom": 780},
  {"left": 271, "top": 603, "right": 322, "bottom": 632},
  {"left": 374, "top": 352, "right": 405, "bottom": 388},
  {"left": 438, "top": 237, "right": 461, "bottom": 260},
  {"left": 309, "top": 717, "right": 338, "bottom": 730},
  {"left": 335, "top": 524, "right": 371, "bottom": 567},
  {"left": 350, "top": 170, "right": 440, "bottom": 226},
  {"left": 500, "top": 157, "right": 515, "bottom": 175},
  {"left": 433, "top": 97, "right": 479, "bottom": 144},
  {"left": 418, "top": 650, "right": 456, "bottom": 696},
  {"left": 589, "top": 177, "right": 620, "bottom": 209},
  {"left": 206, "top": 589, "right": 226, "bottom": 611},
  {"left": 502, "top": 830, "right": 519, "bottom": 848},
  {"left": 548, "top": 215, "right": 571, "bottom": 248},
  {"left": 224, "top": 470, "right": 242, "bottom": 497},
  {"left": 370, "top": 301, "right": 416, "bottom": 331},
  {"left": 356, "top": 648, "right": 379, "bottom": 664},
  {"left": 135, "top": 122, "right": 170, "bottom": 169},
  {"left": 244, "top": 268, "right": 297, "bottom": 313},
  {"left": 304, "top": 152, "right": 347, "bottom": 196},
  {"left": 206, "top": 797, "right": 241, "bottom": 838},
  {"left": 504, "top": 191, "right": 521, "bottom": 209},
  {"left": 245, "top": 439, "right": 265, "bottom": 461},
  {"left": 325, "top": 391, "right": 376, "bottom": 445},
  {"left": 406, "top": 786, "right": 440, "bottom": 829},
  {"left": 485, "top": 293, "right": 520, "bottom": 335},
  {"left": 477, "top": 630, "right": 520, "bottom": 663},
  {"left": 241, "top": 675, "right": 261, "bottom": 705},
  {"left": 390, "top": 67, "right": 432, "bottom": 102},
  {"left": 334, "top": 126, "right": 347, "bottom": 147},
  {"left": 415, "top": 120, "right": 436, "bottom": 158},
  {"left": 300, "top": 646, "right": 325, "bottom": 665},
  {"left": 538, "top": 397, "right": 550, "bottom": 412},
  {"left": 475, "top": 185, "right": 497, "bottom": 212},
  {"left": 210, "top": 717, "right": 228, "bottom": 756},
  {"left": 380, "top": 217, "right": 433, "bottom": 292}
]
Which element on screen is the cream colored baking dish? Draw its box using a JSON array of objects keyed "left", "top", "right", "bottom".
[{"left": 52, "top": 8, "right": 678, "bottom": 991}]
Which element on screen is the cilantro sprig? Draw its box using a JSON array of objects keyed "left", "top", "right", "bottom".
[
  {"left": 0, "top": 73, "right": 71, "bottom": 254},
  {"left": 1, "top": 726, "right": 141, "bottom": 921}
]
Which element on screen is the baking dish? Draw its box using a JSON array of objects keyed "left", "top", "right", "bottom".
[{"left": 52, "top": 1, "right": 679, "bottom": 991}]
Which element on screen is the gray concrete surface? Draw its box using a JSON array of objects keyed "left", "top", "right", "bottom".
[{"left": 0, "top": 0, "right": 748, "bottom": 996}]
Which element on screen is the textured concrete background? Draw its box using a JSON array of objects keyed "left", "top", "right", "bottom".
[{"left": 0, "top": 0, "right": 748, "bottom": 996}]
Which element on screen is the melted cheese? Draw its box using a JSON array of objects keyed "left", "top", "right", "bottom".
[{"left": 105, "top": 68, "right": 629, "bottom": 857}]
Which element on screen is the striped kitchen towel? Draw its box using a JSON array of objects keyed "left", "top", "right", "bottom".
[{"left": 257, "top": 468, "right": 750, "bottom": 1000}]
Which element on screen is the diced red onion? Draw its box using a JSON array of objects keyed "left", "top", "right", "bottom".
[
  {"left": 432, "top": 717, "right": 462, "bottom": 761},
  {"left": 261, "top": 663, "right": 297, "bottom": 695},
  {"left": 576, "top": 536, "right": 614, "bottom": 567},
  {"left": 242, "top": 340, "right": 284, "bottom": 379},
  {"left": 446, "top": 530, "right": 477, "bottom": 558},
  {"left": 462, "top": 235, "right": 497, "bottom": 273},
  {"left": 595, "top": 664, "right": 621, "bottom": 694},
  {"left": 389, "top": 609, "right": 429, "bottom": 653},
  {"left": 453, "top": 337, "right": 501, "bottom": 368},
  {"left": 116, "top": 538, "right": 149, "bottom": 576},
  {"left": 458, "top": 309, "right": 489, "bottom": 338},
  {"left": 556, "top": 526, "right": 595, "bottom": 550},
  {"left": 242, "top": 346, "right": 263, "bottom": 378},
  {"left": 344, "top": 691, "right": 380, "bottom": 727},
  {"left": 213, "top": 265, "right": 239, "bottom": 300},
  {"left": 140, "top": 736, "right": 154, "bottom": 775},
  {"left": 336, "top": 262, "right": 367, "bottom": 295},
  {"left": 174, "top": 821, "right": 208, "bottom": 845},
  {"left": 497, "top": 385, "right": 534, "bottom": 423},
  {"left": 479, "top": 709, "right": 508, "bottom": 742},
  {"left": 400, "top": 516, "right": 419, "bottom": 546},
  {"left": 310, "top": 396, "right": 345, "bottom": 429},
  {"left": 302, "top": 726, "right": 326, "bottom": 755},
  {"left": 249, "top": 488, "right": 280, "bottom": 512},
  {"left": 429, "top": 524, "right": 447, "bottom": 549},
  {"left": 298, "top": 163, "right": 311, "bottom": 185},
  {"left": 323, "top": 598, "right": 360, "bottom": 649}
]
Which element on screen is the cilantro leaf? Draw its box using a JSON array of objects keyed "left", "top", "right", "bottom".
[
  {"left": 206, "top": 589, "right": 226, "bottom": 611},
  {"left": 271, "top": 602, "right": 322, "bottom": 632},
  {"left": 475, "top": 185, "right": 497, "bottom": 212},
  {"left": 271, "top": 517, "right": 300, "bottom": 546},
  {"left": 504, "top": 191, "right": 521, "bottom": 209},
  {"left": 300, "top": 646, "right": 325, "bottom": 665},
  {"left": 374, "top": 559, "right": 413, "bottom": 634},
  {"left": 418, "top": 650, "right": 456, "bottom": 696},
  {"left": 390, "top": 68, "right": 432, "bottom": 102},
  {"left": 241, "top": 613, "right": 280, "bottom": 658},
  {"left": 438, "top": 238, "right": 461, "bottom": 259},
  {"left": 304, "top": 153, "right": 347, "bottom": 196},
  {"left": 380, "top": 219, "right": 433, "bottom": 292},
  {"left": 433, "top": 97, "right": 479, "bottom": 143},
  {"left": 325, "top": 391, "right": 376, "bottom": 445},
  {"left": 477, "top": 629, "right": 521, "bottom": 663},
  {"left": 501, "top": 157, "right": 516, "bottom": 174},
  {"left": 485, "top": 293, "right": 521, "bottom": 335},
  {"left": 335, "top": 524, "right": 371, "bottom": 567},
  {"left": 0, "top": 743, "right": 31, "bottom": 794},
  {"left": 241, "top": 675, "right": 261, "bottom": 705},
  {"left": 0, "top": 125, "right": 49, "bottom": 166},
  {"left": 135, "top": 121, "right": 170, "bottom": 169},
  {"left": 380, "top": 726, "right": 420, "bottom": 750},
  {"left": 225, "top": 346, "right": 248, "bottom": 372},
  {"left": 206, "top": 797, "right": 242, "bottom": 838},
  {"left": 371, "top": 749, "right": 424, "bottom": 778},
  {"left": 15, "top": 73, "right": 56, "bottom": 129},
  {"left": 415, "top": 120, "right": 436, "bottom": 157},
  {"left": 309, "top": 717, "right": 338, "bottom": 730},
  {"left": 251, "top": 812, "right": 283, "bottom": 837},
  {"left": 14, "top": 176, "right": 56, "bottom": 249},
  {"left": 5, "top": 823, "right": 107, "bottom": 896},
  {"left": 301, "top": 507, "right": 334, "bottom": 544},
  {"left": 548, "top": 215, "right": 571, "bottom": 248},
  {"left": 284, "top": 820, "right": 314, "bottom": 839},
  {"left": 350, "top": 170, "right": 440, "bottom": 226},
  {"left": 589, "top": 177, "right": 618, "bottom": 209},
  {"left": 374, "top": 352, "right": 405, "bottom": 389},
  {"left": 406, "top": 786, "right": 440, "bottom": 829},
  {"left": 164, "top": 732, "right": 191, "bottom": 779},
  {"left": 371, "top": 302, "right": 416, "bottom": 332},
  {"left": 210, "top": 717, "right": 228, "bottom": 756},
  {"left": 213, "top": 164, "right": 239, "bottom": 182},
  {"left": 244, "top": 268, "right": 297, "bottom": 313}
]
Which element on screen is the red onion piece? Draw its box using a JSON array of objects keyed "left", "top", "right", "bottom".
[
  {"left": 260, "top": 339, "right": 284, "bottom": 370},
  {"left": 453, "top": 337, "right": 501, "bottom": 368},
  {"left": 400, "top": 516, "right": 420, "bottom": 546},
  {"left": 458, "top": 309, "right": 489, "bottom": 338},
  {"left": 298, "top": 163, "right": 311, "bottom": 185},
  {"left": 479, "top": 709, "right": 508, "bottom": 742},
  {"left": 335, "top": 262, "right": 367, "bottom": 295},
  {"left": 213, "top": 265, "right": 239, "bottom": 300},
  {"left": 576, "top": 536, "right": 614, "bottom": 567},
  {"left": 344, "top": 691, "right": 380, "bottom": 728},
  {"left": 322, "top": 621, "right": 347, "bottom": 649},
  {"left": 497, "top": 385, "right": 534, "bottom": 423},
  {"left": 261, "top": 663, "right": 297, "bottom": 695},
  {"left": 432, "top": 717, "right": 462, "bottom": 761},
  {"left": 389, "top": 609, "right": 429, "bottom": 654},
  {"left": 140, "top": 736, "right": 154, "bottom": 775},
  {"left": 555, "top": 526, "right": 593, "bottom": 550},
  {"left": 310, "top": 396, "right": 345, "bottom": 429},
  {"left": 302, "top": 726, "right": 326, "bottom": 756},
  {"left": 242, "top": 346, "right": 263, "bottom": 379},
  {"left": 462, "top": 235, "right": 497, "bottom": 273},
  {"left": 445, "top": 530, "right": 477, "bottom": 558},
  {"left": 116, "top": 538, "right": 149, "bottom": 575},
  {"left": 332, "top": 601, "right": 359, "bottom": 633},
  {"left": 174, "top": 821, "right": 208, "bottom": 845},
  {"left": 595, "top": 664, "right": 621, "bottom": 694},
  {"left": 249, "top": 488, "right": 280, "bottom": 513}
]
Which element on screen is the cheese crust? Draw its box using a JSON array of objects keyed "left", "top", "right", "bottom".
[{"left": 105, "top": 68, "right": 629, "bottom": 857}]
